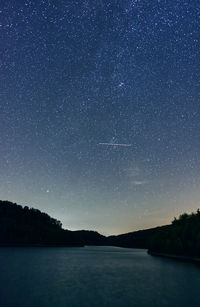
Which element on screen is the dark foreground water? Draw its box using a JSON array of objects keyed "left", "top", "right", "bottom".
[{"left": 0, "top": 246, "right": 200, "bottom": 307}]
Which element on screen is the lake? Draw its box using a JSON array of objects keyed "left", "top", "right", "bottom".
[{"left": 0, "top": 246, "right": 199, "bottom": 307}]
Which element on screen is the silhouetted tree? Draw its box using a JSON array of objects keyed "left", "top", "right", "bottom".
[
  {"left": 0, "top": 200, "right": 83, "bottom": 246},
  {"left": 148, "top": 209, "right": 200, "bottom": 258}
]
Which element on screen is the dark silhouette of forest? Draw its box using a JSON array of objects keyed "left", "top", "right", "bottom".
[
  {"left": 74, "top": 230, "right": 108, "bottom": 245},
  {"left": 0, "top": 200, "right": 108, "bottom": 247},
  {"left": 0, "top": 200, "right": 83, "bottom": 246},
  {"left": 148, "top": 210, "right": 200, "bottom": 258},
  {"left": 110, "top": 210, "right": 200, "bottom": 259},
  {"left": 1, "top": 200, "right": 200, "bottom": 259},
  {"left": 108, "top": 225, "right": 170, "bottom": 249}
]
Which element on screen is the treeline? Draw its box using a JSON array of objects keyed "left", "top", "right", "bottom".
[
  {"left": 0, "top": 200, "right": 158, "bottom": 248},
  {"left": 0, "top": 201, "right": 83, "bottom": 246},
  {"left": 74, "top": 230, "right": 108, "bottom": 246},
  {"left": 1, "top": 200, "right": 200, "bottom": 257},
  {"left": 0, "top": 200, "right": 111, "bottom": 247},
  {"left": 108, "top": 225, "right": 170, "bottom": 249},
  {"left": 148, "top": 210, "right": 200, "bottom": 258}
]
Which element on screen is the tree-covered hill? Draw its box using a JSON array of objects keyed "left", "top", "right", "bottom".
[
  {"left": 108, "top": 225, "right": 170, "bottom": 249},
  {"left": 0, "top": 200, "right": 110, "bottom": 247},
  {"left": 148, "top": 210, "right": 200, "bottom": 258},
  {"left": 74, "top": 230, "right": 108, "bottom": 246},
  {"left": 0, "top": 200, "right": 83, "bottom": 246},
  {"left": 1, "top": 200, "right": 200, "bottom": 258}
]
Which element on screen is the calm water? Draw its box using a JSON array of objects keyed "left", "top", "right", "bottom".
[{"left": 0, "top": 246, "right": 200, "bottom": 307}]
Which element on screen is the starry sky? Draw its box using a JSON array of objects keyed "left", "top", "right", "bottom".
[{"left": 1, "top": 0, "right": 200, "bottom": 235}]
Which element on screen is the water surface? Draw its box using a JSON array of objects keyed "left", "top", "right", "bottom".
[{"left": 0, "top": 246, "right": 199, "bottom": 307}]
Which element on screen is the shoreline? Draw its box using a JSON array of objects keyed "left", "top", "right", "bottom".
[
  {"left": 148, "top": 251, "right": 200, "bottom": 263},
  {"left": 0, "top": 243, "right": 84, "bottom": 248}
]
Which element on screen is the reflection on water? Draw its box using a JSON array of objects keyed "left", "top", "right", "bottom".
[{"left": 0, "top": 246, "right": 199, "bottom": 307}]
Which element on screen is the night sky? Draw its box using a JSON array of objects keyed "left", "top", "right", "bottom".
[{"left": 1, "top": 0, "right": 200, "bottom": 235}]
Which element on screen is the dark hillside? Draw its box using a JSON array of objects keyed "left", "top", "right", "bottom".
[
  {"left": 74, "top": 230, "right": 108, "bottom": 246},
  {"left": 148, "top": 210, "right": 200, "bottom": 258},
  {"left": 108, "top": 225, "right": 170, "bottom": 249},
  {"left": 0, "top": 200, "right": 83, "bottom": 246},
  {"left": 2, "top": 200, "right": 199, "bottom": 258}
]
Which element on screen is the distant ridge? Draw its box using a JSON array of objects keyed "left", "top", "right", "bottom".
[
  {"left": 1, "top": 200, "right": 200, "bottom": 260},
  {"left": 0, "top": 200, "right": 167, "bottom": 248},
  {"left": 0, "top": 200, "right": 166, "bottom": 248},
  {"left": 108, "top": 225, "right": 170, "bottom": 249}
]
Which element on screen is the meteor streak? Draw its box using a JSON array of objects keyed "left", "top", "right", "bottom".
[{"left": 99, "top": 143, "right": 132, "bottom": 147}]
